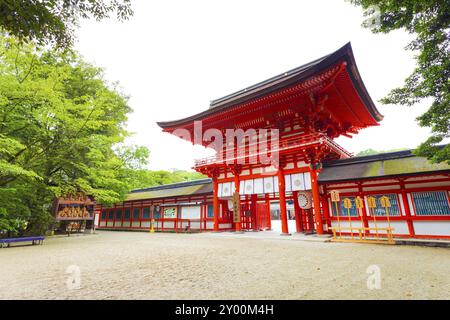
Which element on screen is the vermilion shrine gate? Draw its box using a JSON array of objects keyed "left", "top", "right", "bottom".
[{"left": 157, "top": 43, "right": 383, "bottom": 235}]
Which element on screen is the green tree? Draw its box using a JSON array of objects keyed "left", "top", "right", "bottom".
[
  {"left": 0, "top": 36, "right": 147, "bottom": 236},
  {"left": 127, "top": 169, "right": 206, "bottom": 190},
  {"left": 356, "top": 148, "right": 408, "bottom": 156},
  {"left": 0, "top": 0, "right": 133, "bottom": 48},
  {"left": 349, "top": 0, "right": 449, "bottom": 164}
]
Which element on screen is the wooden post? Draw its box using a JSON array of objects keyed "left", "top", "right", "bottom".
[
  {"left": 320, "top": 194, "right": 331, "bottom": 232},
  {"left": 213, "top": 177, "right": 219, "bottom": 231},
  {"left": 251, "top": 194, "right": 257, "bottom": 230},
  {"left": 321, "top": 186, "right": 332, "bottom": 231},
  {"left": 310, "top": 169, "right": 324, "bottom": 235},
  {"left": 265, "top": 193, "right": 272, "bottom": 230},
  {"left": 277, "top": 168, "right": 290, "bottom": 235}
]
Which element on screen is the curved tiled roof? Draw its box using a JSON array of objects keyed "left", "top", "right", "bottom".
[
  {"left": 126, "top": 178, "right": 212, "bottom": 201},
  {"left": 157, "top": 42, "right": 383, "bottom": 129},
  {"left": 319, "top": 149, "right": 450, "bottom": 183},
  {"left": 122, "top": 150, "right": 449, "bottom": 202}
]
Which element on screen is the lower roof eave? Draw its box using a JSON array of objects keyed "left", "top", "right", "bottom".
[{"left": 318, "top": 170, "right": 450, "bottom": 185}]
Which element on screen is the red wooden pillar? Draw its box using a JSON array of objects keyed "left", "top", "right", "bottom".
[
  {"left": 400, "top": 180, "right": 415, "bottom": 237},
  {"left": 159, "top": 199, "right": 165, "bottom": 231},
  {"left": 265, "top": 193, "right": 272, "bottom": 230},
  {"left": 98, "top": 204, "right": 103, "bottom": 228},
  {"left": 320, "top": 195, "right": 331, "bottom": 232},
  {"left": 310, "top": 169, "right": 324, "bottom": 235},
  {"left": 292, "top": 190, "right": 303, "bottom": 233},
  {"left": 300, "top": 208, "right": 306, "bottom": 231},
  {"left": 251, "top": 194, "right": 257, "bottom": 230},
  {"left": 234, "top": 174, "right": 242, "bottom": 232},
  {"left": 113, "top": 204, "right": 117, "bottom": 228},
  {"left": 321, "top": 186, "right": 332, "bottom": 230},
  {"left": 277, "top": 168, "right": 290, "bottom": 235},
  {"left": 213, "top": 177, "right": 219, "bottom": 231}
]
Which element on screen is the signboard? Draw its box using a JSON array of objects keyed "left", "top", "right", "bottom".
[
  {"left": 163, "top": 207, "right": 177, "bottom": 219},
  {"left": 56, "top": 205, "right": 91, "bottom": 220},
  {"left": 232, "top": 192, "right": 241, "bottom": 223},
  {"left": 367, "top": 196, "right": 377, "bottom": 209},
  {"left": 53, "top": 193, "right": 94, "bottom": 221},
  {"left": 380, "top": 196, "right": 391, "bottom": 208},
  {"left": 330, "top": 190, "right": 340, "bottom": 202},
  {"left": 355, "top": 196, "right": 364, "bottom": 209},
  {"left": 343, "top": 198, "right": 352, "bottom": 209}
]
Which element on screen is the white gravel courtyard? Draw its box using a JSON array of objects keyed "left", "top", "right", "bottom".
[{"left": 1, "top": 231, "right": 449, "bottom": 300}]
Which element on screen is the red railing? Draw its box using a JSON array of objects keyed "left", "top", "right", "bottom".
[{"left": 194, "top": 133, "right": 351, "bottom": 167}]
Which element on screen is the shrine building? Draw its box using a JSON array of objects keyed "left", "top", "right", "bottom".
[{"left": 96, "top": 43, "right": 450, "bottom": 240}]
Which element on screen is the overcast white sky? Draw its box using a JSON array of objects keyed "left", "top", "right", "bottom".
[{"left": 75, "top": 0, "right": 431, "bottom": 171}]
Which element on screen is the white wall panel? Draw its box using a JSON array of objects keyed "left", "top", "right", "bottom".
[
  {"left": 181, "top": 206, "right": 201, "bottom": 219},
  {"left": 291, "top": 173, "right": 304, "bottom": 191},
  {"left": 413, "top": 221, "right": 450, "bottom": 236},
  {"left": 163, "top": 221, "right": 174, "bottom": 229},
  {"left": 218, "top": 183, "right": 223, "bottom": 197},
  {"left": 304, "top": 172, "right": 311, "bottom": 190},
  {"left": 222, "top": 182, "right": 232, "bottom": 197},
  {"left": 367, "top": 221, "right": 409, "bottom": 234},
  {"left": 244, "top": 179, "right": 254, "bottom": 195},
  {"left": 285, "top": 174, "right": 292, "bottom": 192},
  {"left": 254, "top": 178, "right": 264, "bottom": 194},
  {"left": 263, "top": 177, "right": 274, "bottom": 193}
]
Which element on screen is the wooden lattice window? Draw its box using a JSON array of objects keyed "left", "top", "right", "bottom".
[{"left": 412, "top": 191, "right": 450, "bottom": 216}]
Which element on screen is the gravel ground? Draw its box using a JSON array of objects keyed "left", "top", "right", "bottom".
[{"left": 1, "top": 231, "right": 449, "bottom": 300}]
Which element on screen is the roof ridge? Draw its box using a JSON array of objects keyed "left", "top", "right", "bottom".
[
  {"left": 208, "top": 48, "right": 337, "bottom": 107},
  {"left": 157, "top": 41, "right": 383, "bottom": 129},
  {"left": 323, "top": 149, "right": 415, "bottom": 167}
]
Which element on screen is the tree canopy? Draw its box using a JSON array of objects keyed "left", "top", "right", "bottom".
[
  {"left": 0, "top": 0, "right": 133, "bottom": 49},
  {"left": 128, "top": 169, "right": 206, "bottom": 191},
  {"left": 0, "top": 36, "right": 146, "bottom": 235},
  {"left": 356, "top": 148, "right": 409, "bottom": 156},
  {"left": 0, "top": 36, "right": 205, "bottom": 237},
  {"left": 349, "top": 0, "right": 449, "bottom": 164}
]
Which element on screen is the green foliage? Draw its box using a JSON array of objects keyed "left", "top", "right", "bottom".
[
  {"left": 0, "top": 36, "right": 148, "bottom": 235},
  {"left": 349, "top": 0, "right": 450, "bottom": 164},
  {"left": 356, "top": 148, "right": 409, "bottom": 156},
  {"left": 128, "top": 169, "right": 206, "bottom": 190},
  {"left": 0, "top": 0, "right": 133, "bottom": 49}
]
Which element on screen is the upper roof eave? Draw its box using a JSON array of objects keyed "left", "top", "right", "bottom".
[{"left": 157, "top": 42, "right": 383, "bottom": 129}]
